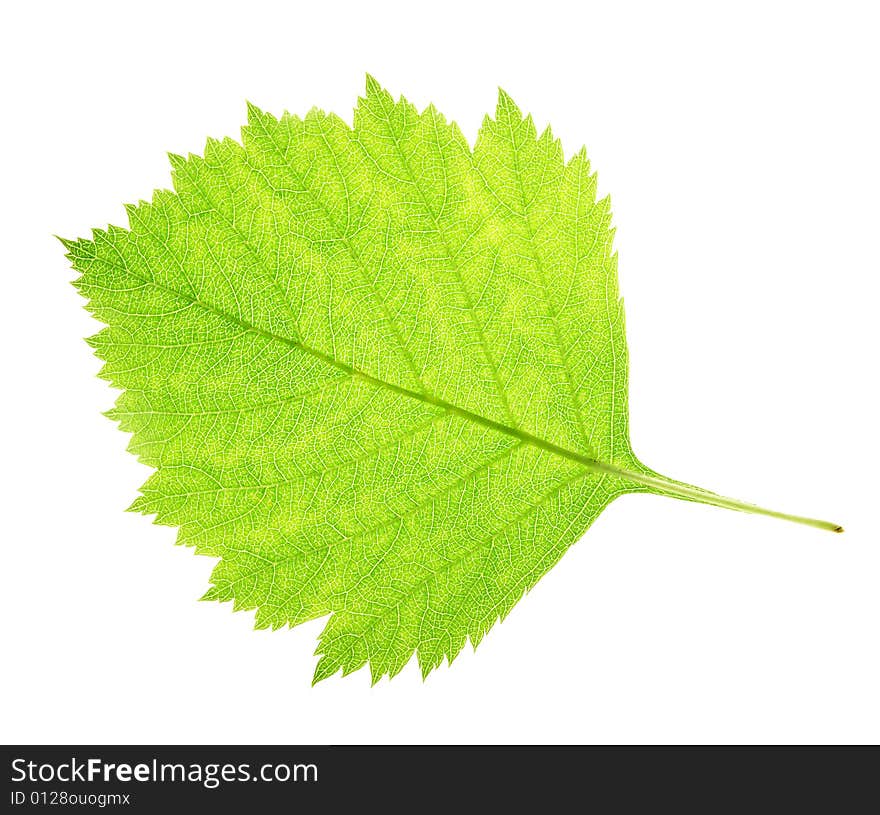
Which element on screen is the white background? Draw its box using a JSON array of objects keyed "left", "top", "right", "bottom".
[{"left": 2, "top": 0, "right": 878, "bottom": 744}]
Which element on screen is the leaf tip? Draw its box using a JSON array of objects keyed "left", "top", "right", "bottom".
[{"left": 56, "top": 235, "right": 81, "bottom": 258}]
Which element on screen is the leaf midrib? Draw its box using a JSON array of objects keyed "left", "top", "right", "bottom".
[
  {"left": 80, "top": 227, "right": 843, "bottom": 533},
  {"left": 91, "top": 251, "right": 615, "bottom": 478}
]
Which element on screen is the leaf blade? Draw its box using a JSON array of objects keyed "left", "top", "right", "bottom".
[{"left": 64, "top": 79, "right": 840, "bottom": 684}]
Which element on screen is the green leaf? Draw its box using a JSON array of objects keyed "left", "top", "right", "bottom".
[{"left": 62, "top": 77, "right": 841, "bottom": 684}]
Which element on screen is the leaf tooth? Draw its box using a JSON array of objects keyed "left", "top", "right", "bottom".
[
  {"left": 253, "top": 612, "right": 273, "bottom": 631},
  {"left": 105, "top": 224, "right": 128, "bottom": 242},
  {"left": 311, "top": 657, "right": 336, "bottom": 686},
  {"left": 304, "top": 104, "right": 326, "bottom": 123},
  {"left": 203, "top": 136, "right": 223, "bottom": 159},
  {"left": 90, "top": 226, "right": 110, "bottom": 244},
  {"left": 418, "top": 650, "right": 443, "bottom": 680},
  {"left": 573, "top": 144, "right": 589, "bottom": 163},
  {"left": 166, "top": 151, "right": 186, "bottom": 171},
  {"left": 495, "top": 86, "right": 522, "bottom": 120},
  {"left": 387, "top": 658, "right": 410, "bottom": 683},
  {"left": 56, "top": 235, "right": 81, "bottom": 255},
  {"left": 200, "top": 585, "right": 224, "bottom": 603},
  {"left": 424, "top": 100, "right": 441, "bottom": 121},
  {"left": 83, "top": 328, "right": 108, "bottom": 350},
  {"left": 127, "top": 493, "right": 151, "bottom": 516},
  {"left": 361, "top": 72, "right": 398, "bottom": 113},
  {"left": 538, "top": 122, "right": 560, "bottom": 151},
  {"left": 322, "top": 109, "right": 353, "bottom": 134},
  {"left": 122, "top": 199, "right": 153, "bottom": 228},
  {"left": 243, "top": 99, "right": 263, "bottom": 120},
  {"left": 364, "top": 71, "right": 383, "bottom": 98},
  {"left": 596, "top": 193, "right": 613, "bottom": 220},
  {"left": 341, "top": 659, "right": 363, "bottom": 678},
  {"left": 148, "top": 187, "right": 174, "bottom": 209}
]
